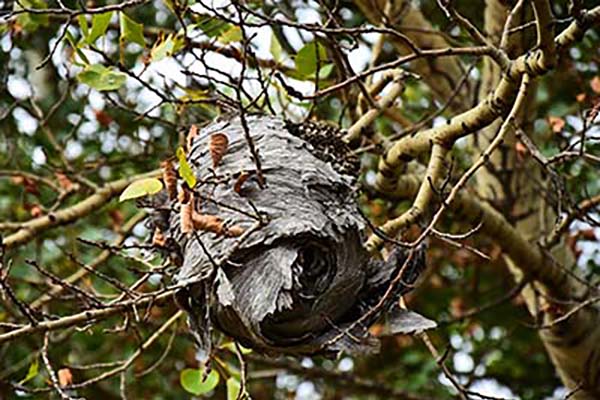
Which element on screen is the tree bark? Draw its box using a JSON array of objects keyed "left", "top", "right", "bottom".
[
  {"left": 475, "top": 1, "right": 600, "bottom": 397},
  {"left": 356, "top": 0, "right": 600, "bottom": 396}
]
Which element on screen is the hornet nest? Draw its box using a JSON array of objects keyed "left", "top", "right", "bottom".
[{"left": 149, "top": 115, "right": 435, "bottom": 357}]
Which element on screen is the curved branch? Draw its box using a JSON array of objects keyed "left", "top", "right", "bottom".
[
  {"left": 1, "top": 171, "right": 159, "bottom": 250},
  {"left": 376, "top": 6, "right": 600, "bottom": 191}
]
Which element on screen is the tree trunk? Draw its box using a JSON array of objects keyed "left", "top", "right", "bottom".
[
  {"left": 475, "top": 1, "right": 600, "bottom": 397},
  {"left": 355, "top": 0, "right": 600, "bottom": 396}
]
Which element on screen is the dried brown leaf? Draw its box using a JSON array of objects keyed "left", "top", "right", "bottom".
[
  {"left": 152, "top": 227, "right": 167, "bottom": 247},
  {"left": 10, "top": 175, "right": 24, "bottom": 185},
  {"left": 58, "top": 368, "right": 73, "bottom": 387},
  {"left": 161, "top": 158, "right": 177, "bottom": 200},
  {"left": 209, "top": 133, "right": 229, "bottom": 168},
  {"left": 548, "top": 116, "right": 565, "bottom": 133},
  {"left": 180, "top": 197, "right": 194, "bottom": 234},
  {"left": 233, "top": 171, "right": 253, "bottom": 195},
  {"left": 30, "top": 204, "right": 43, "bottom": 218},
  {"left": 590, "top": 76, "right": 600, "bottom": 94},
  {"left": 191, "top": 213, "right": 224, "bottom": 235},
  {"left": 109, "top": 209, "right": 124, "bottom": 231},
  {"left": 55, "top": 172, "right": 74, "bottom": 191},
  {"left": 94, "top": 109, "right": 113, "bottom": 127},
  {"left": 178, "top": 187, "right": 190, "bottom": 204},
  {"left": 187, "top": 124, "right": 199, "bottom": 150},
  {"left": 515, "top": 141, "right": 527, "bottom": 161},
  {"left": 225, "top": 225, "right": 245, "bottom": 237},
  {"left": 450, "top": 297, "right": 466, "bottom": 318},
  {"left": 586, "top": 98, "right": 600, "bottom": 124},
  {"left": 579, "top": 228, "right": 596, "bottom": 241}
]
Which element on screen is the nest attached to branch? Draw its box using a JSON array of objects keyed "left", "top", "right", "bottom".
[{"left": 149, "top": 115, "right": 434, "bottom": 357}]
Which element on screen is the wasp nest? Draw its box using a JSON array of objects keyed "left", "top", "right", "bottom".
[{"left": 151, "top": 115, "right": 434, "bottom": 357}]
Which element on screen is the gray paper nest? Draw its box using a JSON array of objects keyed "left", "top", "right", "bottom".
[{"left": 152, "top": 115, "right": 435, "bottom": 357}]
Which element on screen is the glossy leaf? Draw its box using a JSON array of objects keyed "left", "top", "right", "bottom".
[
  {"left": 77, "top": 64, "right": 126, "bottom": 91},
  {"left": 180, "top": 368, "right": 219, "bottom": 396},
  {"left": 86, "top": 12, "right": 113, "bottom": 44},
  {"left": 119, "top": 12, "right": 145, "bottom": 47},
  {"left": 119, "top": 178, "right": 163, "bottom": 202},
  {"left": 176, "top": 147, "right": 197, "bottom": 188}
]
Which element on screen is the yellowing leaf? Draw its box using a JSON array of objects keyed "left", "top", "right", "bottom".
[
  {"left": 176, "top": 147, "right": 197, "bottom": 188},
  {"left": 180, "top": 87, "right": 212, "bottom": 102},
  {"left": 119, "top": 178, "right": 163, "bottom": 202},
  {"left": 270, "top": 32, "right": 283, "bottom": 62},
  {"left": 151, "top": 33, "right": 177, "bottom": 61},
  {"left": 162, "top": 0, "right": 176, "bottom": 13},
  {"left": 219, "top": 26, "right": 243, "bottom": 44},
  {"left": 226, "top": 377, "right": 241, "bottom": 400},
  {"left": 180, "top": 368, "right": 219, "bottom": 396},
  {"left": 119, "top": 12, "right": 145, "bottom": 47},
  {"left": 220, "top": 342, "right": 253, "bottom": 355},
  {"left": 20, "top": 357, "right": 39, "bottom": 385}
]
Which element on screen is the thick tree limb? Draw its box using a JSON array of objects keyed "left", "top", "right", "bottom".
[{"left": 375, "top": 6, "right": 600, "bottom": 193}]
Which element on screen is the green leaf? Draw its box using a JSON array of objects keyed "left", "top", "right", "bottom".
[
  {"left": 285, "top": 63, "right": 334, "bottom": 81},
  {"left": 16, "top": 0, "right": 49, "bottom": 32},
  {"left": 226, "top": 377, "right": 241, "bottom": 400},
  {"left": 194, "top": 14, "right": 231, "bottom": 37},
  {"left": 176, "top": 147, "right": 197, "bottom": 188},
  {"left": 315, "top": 63, "right": 334, "bottom": 79},
  {"left": 119, "top": 12, "right": 145, "bottom": 47},
  {"left": 118, "top": 178, "right": 163, "bottom": 202},
  {"left": 270, "top": 32, "right": 283, "bottom": 62},
  {"left": 180, "top": 368, "right": 219, "bottom": 396},
  {"left": 151, "top": 34, "right": 177, "bottom": 61},
  {"left": 77, "top": 64, "right": 127, "bottom": 91},
  {"left": 86, "top": 12, "right": 113, "bottom": 44},
  {"left": 65, "top": 30, "right": 90, "bottom": 65},
  {"left": 295, "top": 41, "right": 328, "bottom": 78},
  {"left": 20, "top": 357, "right": 39, "bottom": 385},
  {"left": 78, "top": 15, "right": 89, "bottom": 39},
  {"left": 219, "top": 26, "right": 243, "bottom": 44}
]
